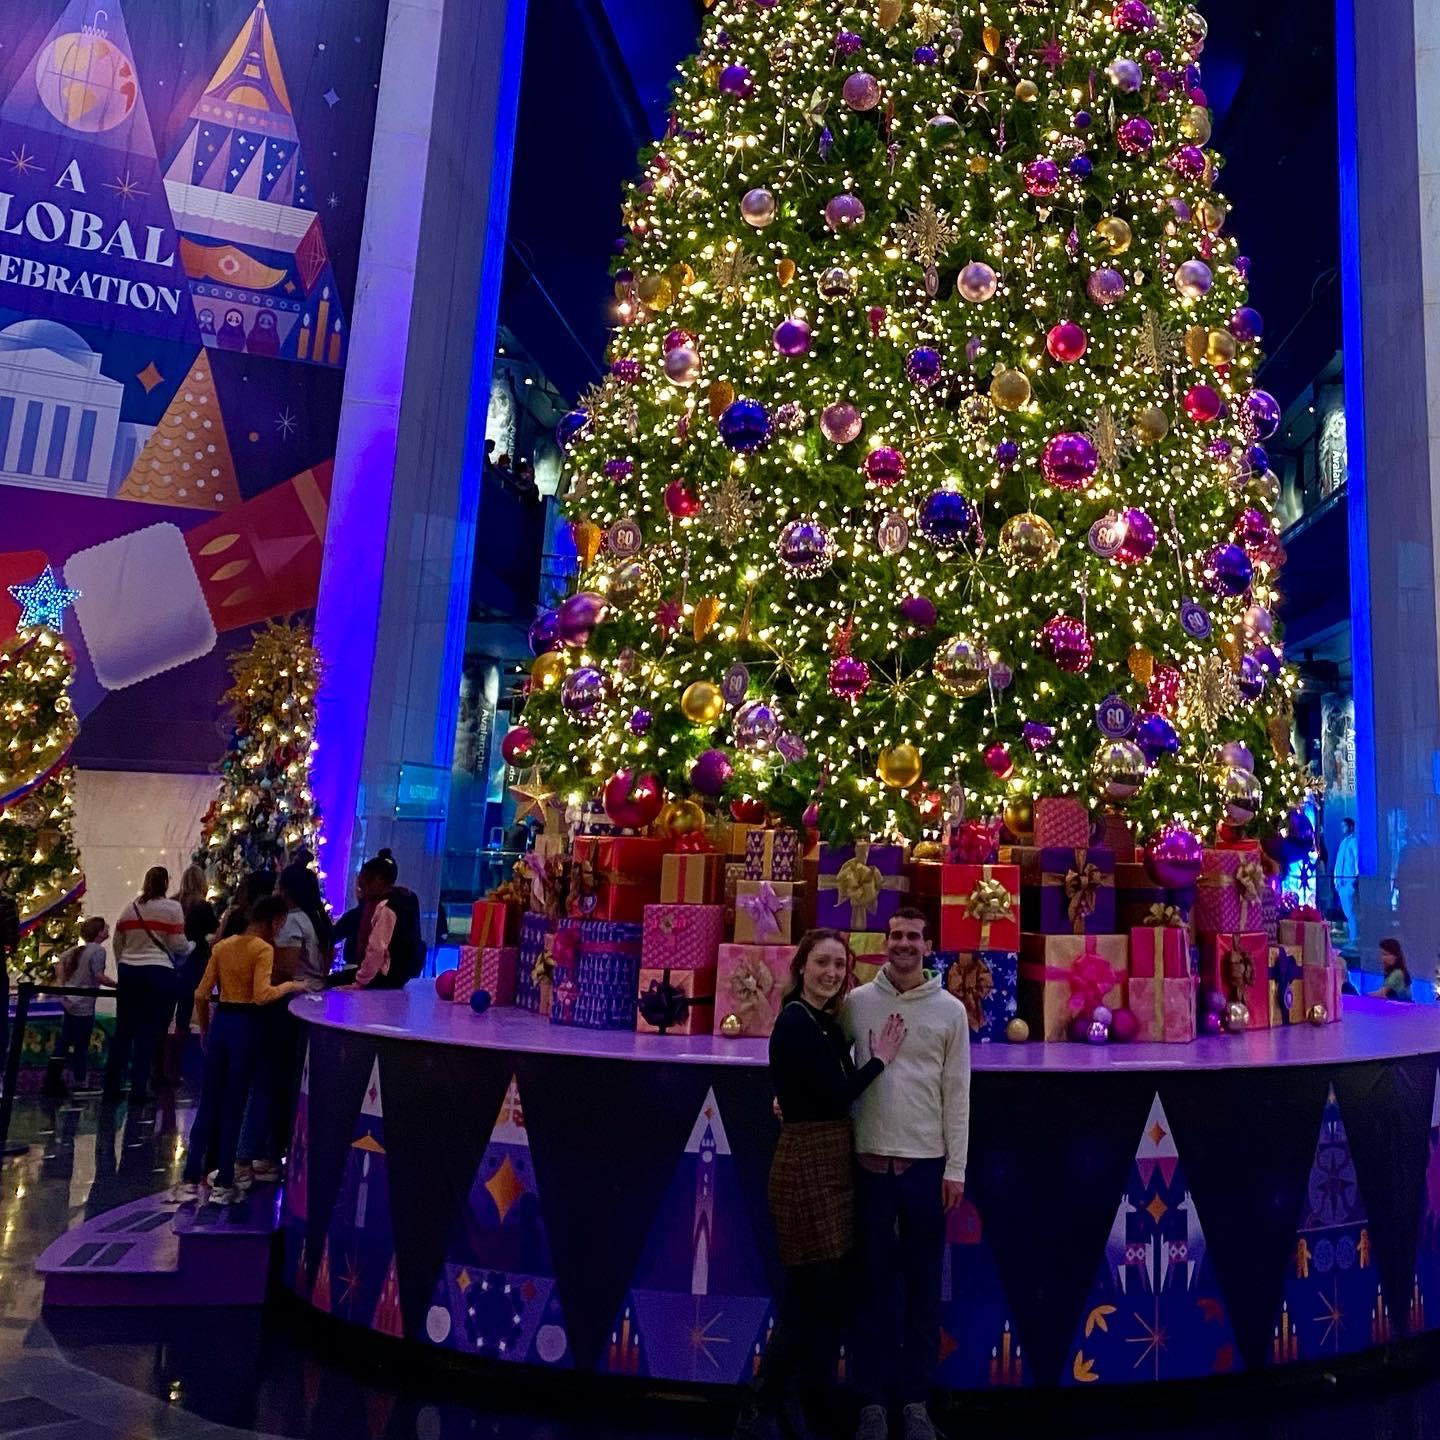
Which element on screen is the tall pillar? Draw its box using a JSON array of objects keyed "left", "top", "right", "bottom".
[
  {"left": 1338, "top": 0, "right": 1440, "bottom": 960},
  {"left": 312, "top": 0, "right": 528, "bottom": 924}
]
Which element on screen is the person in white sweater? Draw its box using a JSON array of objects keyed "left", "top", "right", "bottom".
[
  {"left": 842, "top": 905, "right": 970, "bottom": 1440},
  {"left": 103, "top": 865, "right": 191, "bottom": 1104}
]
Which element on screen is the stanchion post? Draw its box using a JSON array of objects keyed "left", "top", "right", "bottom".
[{"left": 0, "top": 981, "right": 34, "bottom": 1157}]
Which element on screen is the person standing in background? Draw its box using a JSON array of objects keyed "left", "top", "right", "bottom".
[
  {"left": 45, "top": 917, "right": 113, "bottom": 1095},
  {"left": 0, "top": 866, "right": 17, "bottom": 1082},
  {"left": 1333, "top": 818, "right": 1359, "bottom": 949},
  {"left": 335, "top": 850, "right": 425, "bottom": 988},
  {"left": 168, "top": 865, "right": 219, "bottom": 1085}
]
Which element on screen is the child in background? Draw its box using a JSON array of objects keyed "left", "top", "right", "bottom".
[
  {"left": 1380, "top": 938, "right": 1414, "bottom": 1002},
  {"left": 45, "top": 917, "right": 114, "bottom": 1096}
]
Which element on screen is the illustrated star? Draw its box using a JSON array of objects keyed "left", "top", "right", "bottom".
[
  {"left": 135, "top": 361, "right": 164, "bottom": 393},
  {"left": 3, "top": 144, "right": 40, "bottom": 177},
  {"left": 327, "top": 191, "right": 339, "bottom": 208},
  {"left": 509, "top": 766, "right": 555, "bottom": 825},
  {"left": 687, "top": 1301, "right": 733, "bottom": 1372},
  {"left": 102, "top": 169, "right": 148, "bottom": 202},
  {"left": 1125, "top": 1311, "right": 1168, "bottom": 1373},
  {"left": 1314, "top": 1284, "right": 1345, "bottom": 1351},
  {"left": 274, "top": 405, "right": 298, "bottom": 439},
  {"left": 8, "top": 566, "right": 80, "bottom": 631},
  {"left": 323, "top": 87, "right": 340, "bottom": 107}
]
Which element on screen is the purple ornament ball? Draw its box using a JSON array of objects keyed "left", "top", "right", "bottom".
[
  {"left": 718, "top": 64, "right": 753, "bottom": 97},
  {"left": 1203, "top": 542, "right": 1254, "bottom": 597},
  {"left": 557, "top": 591, "right": 607, "bottom": 647},
  {"left": 1244, "top": 389, "right": 1282, "bottom": 441},
  {"left": 1087, "top": 268, "right": 1127, "bottom": 306},
  {"left": 918, "top": 489, "right": 977, "bottom": 548},
  {"left": 1069, "top": 154, "right": 1094, "bottom": 179},
  {"left": 1040, "top": 614, "right": 1093, "bottom": 672},
  {"left": 1134, "top": 712, "right": 1179, "bottom": 763},
  {"left": 1113, "top": 0, "right": 1157, "bottom": 31},
  {"left": 864, "top": 447, "right": 906, "bottom": 488},
  {"left": 1116, "top": 115, "right": 1155, "bottom": 154},
  {"left": 899, "top": 594, "right": 938, "bottom": 628},
  {"left": 821, "top": 402, "right": 864, "bottom": 445},
  {"left": 1069, "top": 1011, "right": 1096, "bottom": 1043},
  {"left": 528, "top": 609, "right": 561, "bottom": 656},
  {"left": 828, "top": 655, "right": 871, "bottom": 700},
  {"left": 470, "top": 989, "right": 492, "bottom": 1015},
  {"left": 1237, "top": 654, "right": 1266, "bottom": 701},
  {"left": 1115, "top": 507, "right": 1157, "bottom": 564},
  {"left": 556, "top": 409, "right": 589, "bottom": 449},
  {"left": 906, "top": 346, "right": 942, "bottom": 386},
  {"left": 1086, "top": 1019, "right": 1111, "bottom": 1045},
  {"left": 1230, "top": 306, "right": 1264, "bottom": 341},
  {"left": 842, "top": 71, "right": 881, "bottom": 111},
  {"left": 835, "top": 30, "right": 863, "bottom": 56},
  {"left": 1144, "top": 824, "right": 1204, "bottom": 888},
  {"left": 1042, "top": 432, "right": 1098, "bottom": 490},
  {"left": 995, "top": 440, "right": 1019, "bottom": 468},
  {"left": 718, "top": 398, "right": 772, "bottom": 451},
  {"left": 690, "top": 748, "right": 734, "bottom": 796},
  {"left": 1024, "top": 158, "right": 1060, "bottom": 196},
  {"left": 913, "top": 45, "right": 939, "bottom": 65},
  {"left": 629, "top": 708, "right": 653, "bottom": 736},
  {"left": 773, "top": 318, "right": 812, "bottom": 356},
  {"left": 824, "top": 192, "right": 867, "bottom": 231},
  {"left": 1201, "top": 1008, "right": 1223, "bottom": 1036}
]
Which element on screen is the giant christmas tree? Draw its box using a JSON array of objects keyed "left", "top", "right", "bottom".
[{"left": 525, "top": 0, "right": 1303, "bottom": 842}]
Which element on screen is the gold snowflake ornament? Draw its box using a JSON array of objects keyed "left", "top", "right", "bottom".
[
  {"left": 710, "top": 243, "right": 758, "bottom": 302},
  {"left": 912, "top": 1, "right": 950, "bottom": 43},
  {"left": 1086, "top": 406, "right": 1133, "bottom": 471},
  {"left": 1185, "top": 654, "right": 1239, "bottom": 734},
  {"left": 707, "top": 472, "right": 760, "bottom": 547},
  {"left": 895, "top": 198, "right": 961, "bottom": 267},
  {"left": 1136, "top": 308, "right": 1183, "bottom": 376}
]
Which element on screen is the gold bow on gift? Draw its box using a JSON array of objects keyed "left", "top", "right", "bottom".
[
  {"left": 532, "top": 934, "right": 557, "bottom": 987},
  {"left": 1224, "top": 944, "right": 1255, "bottom": 1002},
  {"left": 728, "top": 956, "right": 776, "bottom": 1019},
  {"left": 818, "top": 842, "right": 909, "bottom": 928},
  {"left": 1064, "top": 863, "right": 1102, "bottom": 926},
  {"left": 961, "top": 876, "right": 1014, "bottom": 949},
  {"left": 1235, "top": 858, "right": 1265, "bottom": 905},
  {"left": 1144, "top": 902, "right": 1184, "bottom": 928},
  {"left": 945, "top": 954, "right": 994, "bottom": 1030}
]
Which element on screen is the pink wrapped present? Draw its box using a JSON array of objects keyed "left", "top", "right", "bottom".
[
  {"left": 715, "top": 943, "right": 794, "bottom": 1038},
  {"left": 454, "top": 946, "right": 480, "bottom": 1004},
  {"left": 1034, "top": 796, "right": 1090, "bottom": 849},
  {"left": 1018, "top": 933, "right": 1128, "bottom": 1041},
  {"left": 642, "top": 904, "right": 726, "bottom": 970},
  {"left": 1195, "top": 849, "right": 1266, "bottom": 934},
  {"left": 1302, "top": 962, "right": 1344, "bottom": 1022},
  {"left": 1128, "top": 926, "right": 1194, "bottom": 1042},
  {"left": 1198, "top": 932, "right": 1269, "bottom": 1029},
  {"left": 456, "top": 946, "right": 517, "bottom": 1006}
]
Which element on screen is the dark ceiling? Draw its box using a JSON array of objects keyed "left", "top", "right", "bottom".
[{"left": 501, "top": 0, "right": 1339, "bottom": 410}]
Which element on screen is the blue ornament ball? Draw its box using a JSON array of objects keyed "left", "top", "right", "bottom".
[
  {"left": 556, "top": 409, "right": 589, "bottom": 449},
  {"left": 1203, "top": 542, "right": 1253, "bottom": 597},
  {"left": 1068, "top": 154, "right": 1093, "bottom": 179},
  {"left": 469, "top": 989, "right": 493, "bottom": 1014},
  {"left": 718, "top": 398, "right": 772, "bottom": 452},
  {"left": 1134, "top": 712, "right": 1179, "bottom": 763},
  {"left": 918, "top": 489, "right": 977, "bottom": 549},
  {"left": 906, "top": 346, "right": 942, "bottom": 386}
]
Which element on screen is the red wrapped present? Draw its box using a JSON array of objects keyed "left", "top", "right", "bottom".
[
  {"left": 642, "top": 904, "right": 726, "bottom": 970},
  {"left": 1034, "top": 796, "right": 1090, "bottom": 848},
  {"left": 734, "top": 880, "right": 800, "bottom": 945},
  {"left": 743, "top": 826, "right": 800, "bottom": 881},
  {"left": 1302, "top": 961, "right": 1344, "bottom": 1022},
  {"left": 469, "top": 900, "right": 516, "bottom": 948},
  {"left": 1277, "top": 918, "right": 1332, "bottom": 967},
  {"left": 1198, "top": 933, "right": 1269, "bottom": 1028},
  {"left": 1195, "top": 849, "right": 1266, "bottom": 934},
  {"left": 1094, "top": 812, "right": 1137, "bottom": 862},
  {"left": 929, "top": 864, "right": 1020, "bottom": 951},
  {"left": 715, "top": 943, "right": 793, "bottom": 1038},
  {"left": 637, "top": 965, "right": 717, "bottom": 1034},
  {"left": 1115, "top": 860, "right": 1195, "bottom": 932},
  {"left": 660, "top": 851, "right": 724, "bottom": 904},
  {"left": 571, "top": 835, "right": 665, "bottom": 923},
  {"left": 1018, "top": 933, "right": 1128, "bottom": 1041},
  {"left": 1127, "top": 926, "right": 1194, "bottom": 1044},
  {"left": 849, "top": 931, "right": 886, "bottom": 986}
]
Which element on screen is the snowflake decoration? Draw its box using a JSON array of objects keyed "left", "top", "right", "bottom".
[
  {"left": 707, "top": 473, "right": 760, "bottom": 547},
  {"left": 710, "top": 243, "right": 757, "bottom": 302},
  {"left": 577, "top": 372, "right": 623, "bottom": 416},
  {"left": 1185, "top": 654, "right": 1239, "bottom": 734},
  {"left": 1086, "top": 406, "right": 1133, "bottom": 471},
  {"left": 895, "top": 199, "right": 961, "bottom": 267},
  {"left": 912, "top": 2, "right": 949, "bottom": 43},
  {"left": 1136, "top": 308, "right": 1184, "bottom": 377},
  {"left": 1037, "top": 35, "right": 1067, "bottom": 68}
]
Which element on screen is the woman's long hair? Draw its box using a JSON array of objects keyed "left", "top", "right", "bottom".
[
  {"left": 175, "top": 864, "right": 208, "bottom": 914},
  {"left": 139, "top": 866, "right": 169, "bottom": 903},
  {"left": 1380, "top": 937, "right": 1411, "bottom": 984},
  {"left": 781, "top": 927, "right": 855, "bottom": 1014},
  {"left": 281, "top": 865, "right": 334, "bottom": 955}
]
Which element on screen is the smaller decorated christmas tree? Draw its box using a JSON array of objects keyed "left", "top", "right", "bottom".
[
  {"left": 198, "top": 619, "right": 322, "bottom": 892},
  {"left": 0, "top": 568, "right": 86, "bottom": 979}
]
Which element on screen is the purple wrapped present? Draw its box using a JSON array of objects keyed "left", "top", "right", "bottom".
[
  {"left": 517, "top": 912, "right": 555, "bottom": 1014},
  {"left": 743, "top": 826, "right": 800, "bottom": 881},
  {"left": 1018, "top": 846, "right": 1116, "bottom": 935},
  {"left": 550, "top": 919, "right": 643, "bottom": 1029},
  {"left": 813, "top": 841, "right": 910, "bottom": 933}
]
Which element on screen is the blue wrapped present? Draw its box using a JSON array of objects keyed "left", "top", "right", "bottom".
[
  {"left": 517, "top": 913, "right": 555, "bottom": 1014},
  {"left": 939, "top": 949, "right": 1019, "bottom": 1043},
  {"left": 550, "top": 919, "right": 642, "bottom": 1029}
]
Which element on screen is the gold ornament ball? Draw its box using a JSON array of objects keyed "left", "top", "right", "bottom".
[
  {"left": 720, "top": 1013, "right": 744, "bottom": 1038},
  {"left": 1184, "top": 324, "right": 1209, "bottom": 364},
  {"left": 681, "top": 680, "right": 726, "bottom": 725},
  {"left": 636, "top": 274, "right": 673, "bottom": 311},
  {"left": 934, "top": 635, "right": 991, "bottom": 697},
  {"left": 967, "top": 155, "right": 990, "bottom": 175},
  {"left": 998, "top": 512, "right": 1059, "bottom": 570},
  {"left": 990, "top": 367, "right": 1031, "bottom": 412},
  {"left": 607, "top": 559, "right": 657, "bottom": 609},
  {"left": 1127, "top": 645, "right": 1155, "bottom": 684},
  {"left": 1223, "top": 1000, "right": 1251, "bottom": 1033},
  {"left": 1090, "top": 740, "right": 1148, "bottom": 803},
  {"left": 776, "top": 257, "right": 797, "bottom": 287},
  {"left": 1135, "top": 406, "right": 1170, "bottom": 445},
  {"left": 1002, "top": 795, "right": 1034, "bottom": 837},
  {"left": 1094, "top": 216, "right": 1132, "bottom": 255},
  {"left": 911, "top": 840, "right": 945, "bottom": 862},
  {"left": 1014, "top": 79, "right": 1039, "bottom": 103},
  {"left": 1179, "top": 105, "right": 1213, "bottom": 143},
  {"left": 657, "top": 797, "right": 707, "bottom": 838},
  {"left": 1197, "top": 198, "right": 1228, "bottom": 233},
  {"left": 877, "top": 0, "right": 903, "bottom": 27},
  {"left": 1207, "top": 329, "right": 1237, "bottom": 365},
  {"left": 877, "top": 743, "right": 923, "bottom": 790},
  {"left": 708, "top": 381, "right": 736, "bottom": 420},
  {"left": 531, "top": 651, "right": 569, "bottom": 689},
  {"left": 1005, "top": 1017, "right": 1030, "bottom": 1043},
  {"left": 668, "top": 262, "right": 695, "bottom": 291},
  {"left": 1307, "top": 1003, "right": 1329, "bottom": 1026}
]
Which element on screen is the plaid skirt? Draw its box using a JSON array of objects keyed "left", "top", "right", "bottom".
[{"left": 768, "top": 1118, "right": 855, "bottom": 1265}]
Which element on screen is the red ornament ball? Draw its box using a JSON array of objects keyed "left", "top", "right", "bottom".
[
  {"left": 435, "top": 970, "right": 457, "bottom": 1002},
  {"left": 664, "top": 479, "right": 702, "bottom": 518},
  {"left": 499, "top": 726, "right": 534, "bottom": 765},
  {"left": 730, "top": 797, "right": 768, "bottom": 823},
  {"left": 1146, "top": 664, "right": 1182, "bottom": 715},
  {"left": 863, "top": 446, "right": 906, "bottom": 488},
  {"left": 983, "top": 743, "right": 1014, "bottom": 779},
  {"left": 1039, "top": 614, "right": 1093, "bottom": 672},
  {"left": 1046, "top": 321, "right": 1088, "bottom": 363},
  {"left": 602, "top": 769, "right": 665, "bottom": 829},
  {"left": 1182, "top": 383, "right": 1222, "bottom": 423}
]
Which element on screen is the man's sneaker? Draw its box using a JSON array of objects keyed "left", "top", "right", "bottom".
[
  {"left": 209, "top": 1163, "right": 253, "bottom": 1191},
  {"left": 207, "top": 1184, "right": 243, "bottom": 1206},
  {"left": 855, "top": 1404, "right": 888, "bottom": 1440},
  {"left": 250, "top": 1159, "right": 281, "bottom": 1183},
  {"left": 902, "top": 1404, "right": 938, "bottom": 1440},
  {"left": 168, "top": 1181, "right": 200, "bottom": 1204}
]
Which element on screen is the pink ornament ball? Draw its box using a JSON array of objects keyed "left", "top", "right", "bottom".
[
  {"left": 864, "top": 446, "right": 906, "bottom": 488},
  {"left": 842, "top": 71, "right": 881, "bottom": 110},
  {"left": 662, "top": 328, "right": 696, "bottom": 355},
  {"left": 1115, "top": 115, "right": 1155, "bottom": 155},
  {"left": 825, "top": 192, "right": 866, "bottom": 231},
  {"left": 435, "top": 970, "right": 457, "bottom": 1001},
  {"left": 602, "top": 769, "right": 664, "bottom": 829},
  {"left": 1183, "top": 384, "right": 1222, "bottom": 423},
  {"left": 1169, "top": 144, "right": 1207, "bottom": 178},
  {"left": 821, "top": 402, "right": 864, "bottom": 445},
  {"left": 1114, "top": 507, "right": 1157, "bottom": 564},
  {"left": 983, "top": 744, "right": 1014, "bottom": 779},
  {"left": 499, "top": 726, "right": 534, "bottom": 764},
  {"left": 1047, "top": 321, "right": 1087, "bottom": 362},
  {"left": 1024, "top": 158, "right": 1060, "bottom": 196},
  {"left": 1109, "top": 1007, "right": 1141, "bottom": 1043},
  {"left": 828, "top": 655, "right": 872, "bottom": 699},
  {"left": 1040, "top": 613, "right": 1093, "bottom": 672},
  {"left": 1042, "top": 431, "right": 1098, "bottom": 490}
]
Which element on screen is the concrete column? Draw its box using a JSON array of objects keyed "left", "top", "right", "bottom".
[
  {"left": 312, "top": 0, "right": 528, "bottom": 927},
  {"left": 1338, "top": 0, "right": 1440, "bottom": 964}
]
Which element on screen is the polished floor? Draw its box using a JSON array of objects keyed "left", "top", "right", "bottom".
[{"left": 6, "top": 1085, "right": 1440, "bottom": 1439}]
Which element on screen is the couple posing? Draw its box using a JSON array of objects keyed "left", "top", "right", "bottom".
[{"left": 738, "top": 907, "right": 971, "bottom": 1440}]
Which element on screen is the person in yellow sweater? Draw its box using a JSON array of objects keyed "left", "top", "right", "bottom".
[{"left": 171, "top": 895, "right": 305, "bottom": 1205}]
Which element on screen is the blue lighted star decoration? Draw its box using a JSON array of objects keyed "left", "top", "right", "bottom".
[{"left": 8, "top": 566, "right": 81, "bottom": 632}]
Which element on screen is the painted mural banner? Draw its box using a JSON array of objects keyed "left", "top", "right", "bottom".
[{"left": 0, "top": 0, "right": 384, "bottom": 765}]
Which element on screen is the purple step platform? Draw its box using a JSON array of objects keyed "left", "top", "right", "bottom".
[{"left": 36, "top": 1187, "right": 281, "bottom": 1307}]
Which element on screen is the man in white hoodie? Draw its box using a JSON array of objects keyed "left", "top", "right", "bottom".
[{"left": 843, "top": 906, "right": 970, "bottom": 1440}]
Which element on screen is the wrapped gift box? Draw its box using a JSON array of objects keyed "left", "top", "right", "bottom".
[
  {"left": 1128, "top": 926, "right": 1195, "bottom": 1043},
  {"left": 743, "top": 826, "right": 801, "bottom": 882},
  {"left": 1195, "top": 849, "right": 1266, "bottom": 935},
  {"left": 814, "top": 841, "right": 909, "bottom": 933},
  {"left": 642, "top": 904, "right": 726, "bottom": 970},
  {"left": 1302, "top": 961, "right": 1344, "bottom": 1022},
  {"left": 849, "top": 931, "right": 886, "bottom": 986},
  {"left": 734, "top": 880, "right": 801, "bottom": 945},
  {"left": 637, "top": 965, "right": 717, "bottom": 1035},
  {"left": 571, "top": 835, "right": 666, "bottom": 923},
  {"left": 1018, "top": 847, "right": 1116, "bottom": 936},
  {"left": 1093, "top": 812, "right": 1137, "bottom": 862},
  {"left": 1034, "top": 796, "right": 1090, "bottom": 848},
  {"left": 1267, "top": 945, "right": 1305, "bottom": 1027},
  {"left": 660, "top": 851, "right": 724, "bottom": 905},
  {"left": 1115, "top": 861, "right": 1195, "bottom": 933},
  {"left": 723, "top": 861, "right": 745, "bottom": 913},
  {"left": 1277, "top": 918, "right": 1332, "bottom": 967},
  {"left": 715, "top": 943, "right": 793, "bottom": 1038},
  {"left": 550, "top": 919, "right": 644, "bottom": 1030},
  {"left": 516, "top": 913, "right": 555, "bottom": 1014},
  {"left": 1198, "top": 932, "right": 1270, "bottom": 1028},
  {"left": 930, "top": 864, "right": 1020, "bottom": 952},
  {"left": 1261, "top": 881, "right": 1280, "bottom": 941},
  {"left": 469, "top": 900, "right": 517, "bottom": 948},
  {"left": 533, "top": 833, "right": 568, "bottom": 861},
  {"left": 454, "top": 946, "right": 480, "bottom": 1005},
  {"left": 941, "top": 950, "right": 1019, "bottom": 1043},
  {"left": 1019, "top": 934, "right": 1128, "bottom": 1041},
  {"left": 455, "top": 945, "right": 519, "bottom": 1007},
  {"left": 728, "top": 822, "right": 764, "bottom": 857}
]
